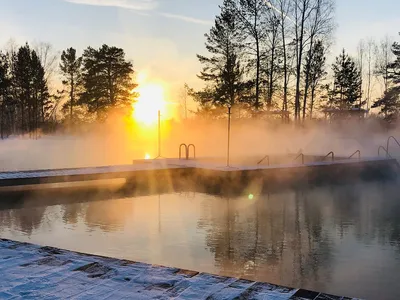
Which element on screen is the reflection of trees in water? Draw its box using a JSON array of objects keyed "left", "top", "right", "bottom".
[
  {"left": 197, "top": 189, "right": 334, "bottom": 290},
  {"left": 322, "top": 181, "right": 400, "bottom": 250},
  {"left": 83, "top": 199, "right": 134, "bottom": 232},
  {"left": 349, "top": 181, "right": 400, "bottom": 250},
  {"left": 62, "top": 203, "right": 84, "bottom": 225},
  {"left": 198, "top": 181, "right": 400, "bottom": 291},
  {"left": 0, "top": 206, "right": 47, "bottom": 236}
]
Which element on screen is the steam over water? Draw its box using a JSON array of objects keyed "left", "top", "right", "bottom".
[{"left": 1, "top": 180, "right": 400, "bottom": 299}]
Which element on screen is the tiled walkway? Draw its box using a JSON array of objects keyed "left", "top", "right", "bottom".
[{"left": 0, "top": 239, "right": 359, "bottom": 299}]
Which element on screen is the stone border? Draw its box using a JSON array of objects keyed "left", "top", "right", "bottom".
[{"left": 0, "top": 238, "right": 360, "bottom": 299}]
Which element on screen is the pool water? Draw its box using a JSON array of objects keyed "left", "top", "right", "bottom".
[{"left": 0, "top": 180, "right": 400, "bottom": 299}]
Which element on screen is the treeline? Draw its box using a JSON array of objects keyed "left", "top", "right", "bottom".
[
  {"left": 190, "top": 0, "right": 400, "bottom": 123},
  {"left": 0, "top": 43, "right": 137, "bottom": 138}
]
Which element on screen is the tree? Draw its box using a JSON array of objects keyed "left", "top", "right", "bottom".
[
  {"left": 12, "top": 43, "right": 50, "bottom": 134},
  {"left": 329, "top": 49, "right": 362, "bottom": 109},
  {"left": 228, "top": 0, "right": 269, "bottom": 109},
  {"left": 301, "top": 0, "right": 334, "bottom": 120},
  {"left": 291, "top": 0, "right": 334, "bottom": 121},
  {"left": 373, "top": 39, "right": 400, "bottom": 122},
  {"left": 365, "top": 38, "right": 376, "bottom": 110},
  {"left": 0, "top": 52, "right": 11, "bottom": 138},
  {"left": 375, "top": 36, "right": 394, "bottom": 94},
  {"left": 357, "top": 40, "right": 365, "bottom": 107},
  {"left": 274, "top": 0, "right": 293, "bottom": 115},
  {"left": 31, "top": 50, "right": 51, "bottom": 134},
  {"left": 80, "top": 44, "right": 137, "bottom": 119},
  {"left": 60, "top": 47, "right": 82, "bottom": 121},
  {"left": 304, "top": 40, "right": 326, "bottom": 118},
  {"left": 372, "top": 87, "right": 400, "bottom": 123},
  {"left": 293, "top": 0, "right": 311, "bottom": 120},
  {"left": 263, "top": 12, "right": 282, "bottom": 110},
  {"left": 195, "top": 3, "right": 247, "bottom": 108}
]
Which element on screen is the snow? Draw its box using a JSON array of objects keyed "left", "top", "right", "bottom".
[{"left": 0, "top": 239, "right": 359, "bottom": 299}]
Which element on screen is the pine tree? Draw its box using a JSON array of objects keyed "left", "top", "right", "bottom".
[
  {"left": 329, "top": 49, "right": 362, "bottom": 110},
  {"left": 12, "top": 43, "right": 50, "bottom": 134},
  {"left": 304, "top": 40, "right": 327, "bottom": 118},
  {"left": 80, "top": 44, "right": 137, "bottom": 119},
  {"left": 195, "top": 3, "right": 247, "bottom": 108},
  {"left": 60, "top": 47, "right": 82, "bottom": 122},
  {"left": 0, "top": 52, "right": 11, "bottom": 138},
  {"left": 372, "top": 40, "right": 400, "bottom": 122}
]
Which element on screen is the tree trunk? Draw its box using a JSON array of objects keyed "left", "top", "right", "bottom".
[
  {"left": 310, "top": 85, "right": 316, "bottom": 119},
  {"left": 255, "top": 38, "right": 261, "bottom": 110},
  {"left": 280, "top": 14, "right": 288, "bottom": 121},
  {"left": 268, "top": 32, "right": 277, "bottom": 110},
  {"left": 295, "top": 3, "right": 307, "bottom": 122},
  {"left": 70, "top": 74, "right": 74, "bottom": 122},
  {"left": 302, "top": 39, "right": 314, "bottom": 120}
]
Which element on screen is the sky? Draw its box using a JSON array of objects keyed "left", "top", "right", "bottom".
[{"left": 0, "top": 0, "right": 399, "bottom": 100}]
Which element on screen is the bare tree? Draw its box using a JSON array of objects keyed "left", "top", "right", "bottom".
[
  {"left": 229, "top": 0, "right": 269, "bottom": 110},
  {"left": 301, "top": 0, "right": 334, "bottom": 120},
  {"left": 180, "top": 83, "right": 190, "bottom": 120},
  {"left": 293, "top": 0, "right": 312, "bottom": 121},
  {"left": 274, "top": 0, "right": 293, "bottom": 115},
  {"left": 375, "top": 35, "right": 394, "bottom": 94},
  {"left": 264, "top": 11, "right": 281, "bottom": 110},
  {"left": 365, "top": 38, "right": 376, "bottom": 110},
  {"left": 357, "top": 40, "right": 365, "bottom": 108},
  {"left": 33, "top": 42, "right": 59, "bottom": 84}
]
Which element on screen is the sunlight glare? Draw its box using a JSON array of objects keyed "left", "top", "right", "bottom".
[
  {"left": 133, "top": 83, "right": 166, "bottom": 125},
  {"left": 145, "top": 153, "right": 151, "bottom": 160}
]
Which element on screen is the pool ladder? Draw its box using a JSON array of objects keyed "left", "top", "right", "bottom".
[{"left": 179, "top": 144, "right": 196, "bottom": 160}]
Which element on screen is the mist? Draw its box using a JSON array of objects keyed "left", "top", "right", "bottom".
[{"left": 0, "top": 113, "right": 398, "bottom": 172}]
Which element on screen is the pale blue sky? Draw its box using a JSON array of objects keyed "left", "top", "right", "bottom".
[{"left": 0, "top": 0, "right": 399, "bottom": 97}]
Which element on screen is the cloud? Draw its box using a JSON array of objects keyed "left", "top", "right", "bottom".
[
  {"left": 65, "top": 0, "right": 157, "bottom": 11},
  {"left": 158, "top": 12, "right": 213, "bottom": 26},
  {"left": 64, "top": 0, "right": 212, "bottom": 25}
]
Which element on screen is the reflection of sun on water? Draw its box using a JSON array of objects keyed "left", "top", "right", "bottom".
[{"left": 132, "top": 83, "right": 166, "bottom": 126}]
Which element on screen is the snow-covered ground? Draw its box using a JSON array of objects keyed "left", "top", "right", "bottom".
[{"left": 0, "top": 239, "right": 359, "bottom": 299}]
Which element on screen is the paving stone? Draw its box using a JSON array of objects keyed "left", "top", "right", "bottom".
[{"left": 0, "top": 239, "right": 360, "bottom": 300}]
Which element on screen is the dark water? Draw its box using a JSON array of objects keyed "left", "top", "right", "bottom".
[{"left": 1, "top": 181, "right": 400, "bottom": 299}]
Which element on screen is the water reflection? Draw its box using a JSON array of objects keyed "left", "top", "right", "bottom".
[
  {"left": 197, "top": 191, "right": 334, "bottom": 292},
  {"left": 0, "top": 181, "right": 400, "bottom": 299}
]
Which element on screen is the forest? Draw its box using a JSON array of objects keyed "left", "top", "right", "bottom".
[
  {"left": 0, "top": 0, "right": 400, "bottom": 139},
  {"left": 190, "top": 0, "right": 400, "bottom": 123},
  {"left": 0, "top": 43, "right": 137, "bottom": 138}
]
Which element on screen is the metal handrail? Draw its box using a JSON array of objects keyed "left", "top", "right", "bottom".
[
  {"left": 348, "top": 150, "right": 361, "bottom": 160},
  {"left": 188, "top": 144, "right": 196, "bottom": 159},
  {"left": 321, "top": 151, "right": 334, "bottom": 162},
  {"left": 179, "top": 144, "right": 188, "bottom": 160},
  {"left": 378, "top": 146, "right": 392, "bottom": 158},
  {"left": 387, "top": 136, "right": 400, "bottom": 157},
  {"left": 257, "top": 155, "right": 270, "bottom": 166},
  {"left": 294, "top": 153, "right": 304, "bottom": 164}
]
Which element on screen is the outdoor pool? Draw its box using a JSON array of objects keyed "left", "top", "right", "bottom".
[{"left": 0, "top": 180, "right": 399, "bottom": 299}]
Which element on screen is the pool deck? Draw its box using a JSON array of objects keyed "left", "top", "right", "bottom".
[
  {"left": 0, "top": 156, "right": 396, "bottom": 187},
  {"left": 0, "top": 239, "right": 359, "bottom": 300}
]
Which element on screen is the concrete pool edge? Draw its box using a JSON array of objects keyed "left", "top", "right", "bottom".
[
  {"left": 0, "top": 238, "right": 361, "bottom": 299},
  {"left": 0, "top": 157, "right": 397, "bottom": 188}
]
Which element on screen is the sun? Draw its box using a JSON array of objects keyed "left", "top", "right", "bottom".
[{"left": 132, "top": 83, "right": 166, "bottom": 125}]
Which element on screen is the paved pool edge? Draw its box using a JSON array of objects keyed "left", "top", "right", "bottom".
[{"left": 0, "top": 238, "right": 360, "bottom": 300}]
